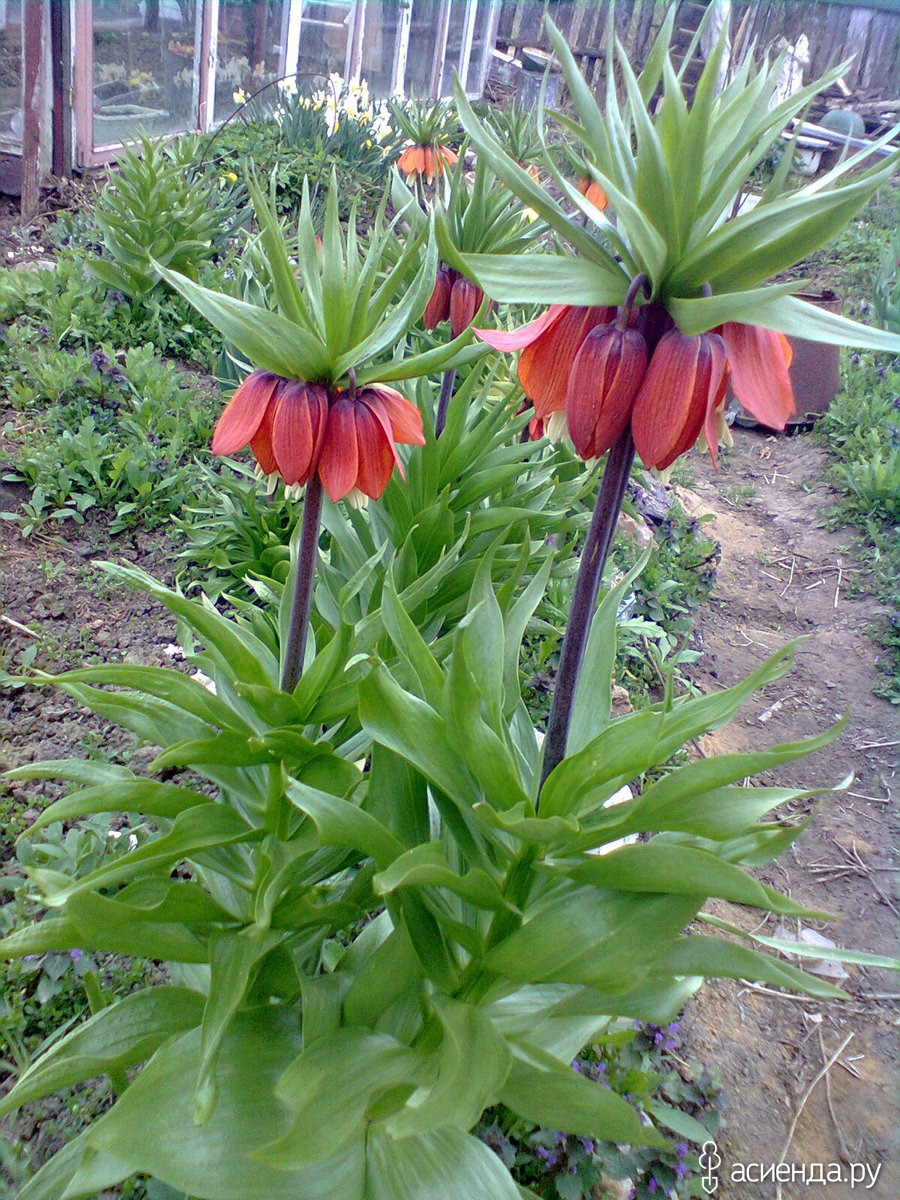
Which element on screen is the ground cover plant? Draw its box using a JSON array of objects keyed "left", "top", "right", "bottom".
[
  {"left": 1, "top": 8, "right": 899, "bottom": 1199},
  {"left": 816, "top": 350, "right": 900, "bottom": 701}
]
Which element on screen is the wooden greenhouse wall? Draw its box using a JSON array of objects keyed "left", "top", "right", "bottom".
[{"left": 494, "top": 0, "right": 899, "bottom": 98}]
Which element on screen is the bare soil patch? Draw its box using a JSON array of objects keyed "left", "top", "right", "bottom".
[{"left": 677, "top": 428, "right": 897, "bottom": 1199}]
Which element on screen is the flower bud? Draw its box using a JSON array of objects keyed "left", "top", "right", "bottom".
[
  {"left": 424, "top": 265, "right": 453, "bottom": 330},
  {"left": 631, "top": 329, "right": 727, "bottom": 470},
  {"left": 566, "top": 324, "right": 648, "bottom": 460},
  {"left": 449, "top": 275, "right": 483, "bottom": 338}
]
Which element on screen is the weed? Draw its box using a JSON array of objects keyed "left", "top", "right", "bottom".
[{"left": 817, "top": 351, "right": 900, "bottom": 701}]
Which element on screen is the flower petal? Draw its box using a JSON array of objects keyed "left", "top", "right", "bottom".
[
  {"left": 212, "top": 371, "right": 280, "bottom": 455},
  {"left": 474, "top": 305, "right": 568, "bottom": 352},
  {"left": 520, "top": 305, "right": 616, "bottom": 418},
  {"left": 353, "top": 402, "right": 396, "bottom": 500},
  {"left": 720, "top": 322, "right": 795, "bottom": 430},
  {"left": 364, "top": 385, "right": 425, "bottom": 446},
  {"left": 632, "top": 330, "right": 726, "bottom": 471},
  {"left": 424, "top": 267, "right": 453, "bottom": 330},
  {"left": 317, "top": 396, "right": 359, "bottom": 503},
  {"left": 566, "top": 326, "right": 647, "bottom": 460},
  {"left": 250, "top": 400, "right": 278, "bottom": 475},
  {"left": 272, "top": 382, "right": 328, "bottom": 485}
]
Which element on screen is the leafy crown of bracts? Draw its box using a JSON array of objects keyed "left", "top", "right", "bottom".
[{"left": 454, "top": 8, "right": 899, "bottom": 356}]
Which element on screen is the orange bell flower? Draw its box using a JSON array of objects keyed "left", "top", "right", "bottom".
[
  {"left": 212, "top": 372, "right": 424, "bottom": 503},
  {"left": 631, "top": 329, "right": 728, "bottom": 470},
  {"left": 476, "top": 305, "right": 616, "bottom": 419},
  {"left": 576, "top": 176, "right": 608, "bottom": 212},
  {"left": 317, "top": 384, "right": 425, "bottom": 503},
  {"left": 719, "top": 322, "right": 795, "bottom": 431},
  {"left": 566, "top": 323, "right": 648, "bottom": 460},
  {"left": 212, "top": 370, "right": 329, "bottom": 487},
  {"left": 397, "top": 142, "right": 458, "bottom": 183}
]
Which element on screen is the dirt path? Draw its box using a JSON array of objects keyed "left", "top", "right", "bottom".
[{"left": 676, "top": 428, "right": 898, "bottom": 1199}]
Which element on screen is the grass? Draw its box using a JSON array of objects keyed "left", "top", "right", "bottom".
[{"left": 816, "top": 351, "right": 900, "bottom": 701}]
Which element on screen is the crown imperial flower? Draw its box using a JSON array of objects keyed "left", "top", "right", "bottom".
[
  {"left": 212, "top": 371, "right": 424, "bottom": 503},
  {"left": 631, "top": 328, "right": 728, "bottom": 470},
  {"left": 566, "top": 323, "right": 648, "bottom": 460}
]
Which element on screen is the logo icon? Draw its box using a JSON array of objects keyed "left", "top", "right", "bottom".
[{"left": 699, "top": 1140, "right": 721, "bottom": 1195}]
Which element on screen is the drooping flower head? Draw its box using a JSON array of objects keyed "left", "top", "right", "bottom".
[
  {"left": 424, "top": 264, "right": 489, "bottom": 337},
  {"left": 212, "top": 371, "right": 424, "bottom": 504},
  {"left": 397, "top": 143, "right": 458, "bottom": 184},
  {"left": 449, "top": 10, "right": 898, "bottom": 472}
]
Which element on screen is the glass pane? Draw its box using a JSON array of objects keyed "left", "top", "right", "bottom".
[
  {"left": 360, "top": 1, "right": 403, "bottom": 96},
  {"left": 214, "top": 0, "right": 286, "bottom": 124},
  {"left": 462, "top": 0, "right": 494, "bottom": 95},
  {"left": 296, "top": 0, "right": 354, "bottom": 80},
  {"left": 0, "top": 1, "right": 23, "bottom": 150},
  {"left": 91, "top": 0, "right": 199, "bottom": 150},
  {"left": 404, "top": 0, "right": 441, "bottom": 98},
  {"left": 438, "top": 0, "right": 470, "bottom": 96}
]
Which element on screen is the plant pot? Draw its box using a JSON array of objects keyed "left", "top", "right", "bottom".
[{"left": 731, "top": 290, "right": 842, "bottom": 431}]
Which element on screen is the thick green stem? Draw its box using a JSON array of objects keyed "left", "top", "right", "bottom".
[
  {"left": 539, "top": 430, "right": 636, "bottom": 792},
  {"left": 434, "top": 367, "right": 456, "bottom": 437},
  {"left": 280, "top": 474, "right": 324, "bottom": 693}
]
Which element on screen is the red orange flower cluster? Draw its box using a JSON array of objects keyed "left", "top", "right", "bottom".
[
  {"left": 576, "top": 176, "right": 608, "bottom": 212},
  {"left": 397, "top": 143, "right": 458, "bottom": 183},
  {"left": 424, "top": 265, "right": 490, "bottom": 337},
  {"left": 477, "top": 301, "right": 795, "bottom": 469},
  {"left": 212, "top": 371, "right": 425, "bottom": 503}
]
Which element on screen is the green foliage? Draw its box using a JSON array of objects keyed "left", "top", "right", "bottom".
[
  {"left": 0, "top": 342, "right": 218, "bottom": 534},
  {"left": 817, "top": 352, "right": 900, "bottom": 700},
  {"left": 0, "top": 556, "right": 868, "bottom": 1199},
  {"left": 454, "top": 15, "right": 900, "bottom": 352},
  {"left": 477, "top": 1021, "right": 723, "bottom": 1198},
  {"left": 195, "top": 78, "right": 401, "bottom": 223},
  {"left": 89, "top": 133, "right": 239, "bottom": 300},
  {"left": 0, "top": 255, "right": 222, "bottom": 367}
]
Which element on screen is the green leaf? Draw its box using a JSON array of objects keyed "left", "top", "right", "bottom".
[
  {"left": 383, "top": 996, "right": 511, "bottom": 1138},
  {"left": 85, "top": 1010, "right": 366, "bottom": 1200},
  {"left": 660, "top": 934, "right": 847, "bottom": 998},
  {"left": 474, "top": 801, "right": 580, "bottom": 846},
  {"left": 485, "top": 887, "right": 700, "bottom": 991},
  {"left": 460, "top": 252, "right": 628, "bottom": 307},
  {"left": 195, "top": 929, "right": 285, "bottom": 1124},
  {"left": 154, "top": 261, "right": 332, "bottom": 380},
  {"left": 259, "top": 1028, "right": 424, "bottom": 1168},
  {"left": 567, "top": 550, "right": 651, "bottom": 757},
  {"left": 373, "top": 843, "right": 511, "bottom": 911},
  {"left": 25, "top": 779, "right": 211, "bottom": 835},
  {"left": 500, "top": 1041, "right": 662, "bottom": 1146},
  {"left": 0, "top": 988, "right": 204, "bottom": 1117},
  {"left": 29, "top": 806, "right": 257, "bottom": 905},
  {"left": 365, "top": 1127, "right": 521, "bottom": 1200},
  {"left": 286, "top": 779, "right": 405, "bottom": 869},
  {"left": 701, "top": 914, "right": 900, "bottom": 972},
  {"left": 559, "top": 841, "right": 827, "bottom": 918},
  {"left": 359, "top": 667, "right": 476, "bottom": 808}
]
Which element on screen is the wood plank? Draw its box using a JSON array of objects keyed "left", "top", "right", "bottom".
[
  {"left": 860, "top": 9, "right": 899, "bottom": 91},
  {"left": 842, "top": 7, "right": 874, "bottom": 89},
  {"left": 21, "top": 0, "right": 45, "bottom": 222}
]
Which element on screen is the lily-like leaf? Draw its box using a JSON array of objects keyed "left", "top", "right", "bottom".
[{"left": 155, "top": 261, "right": 332, "bottom": 381}]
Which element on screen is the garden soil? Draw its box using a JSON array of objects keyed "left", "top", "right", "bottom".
[{"left": 0, "top": 426, "right": 897, "bottom": 1199}]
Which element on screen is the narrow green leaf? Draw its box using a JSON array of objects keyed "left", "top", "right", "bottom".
[{"left": 154, "top": 261, "right": 332, "bottom": 380}]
